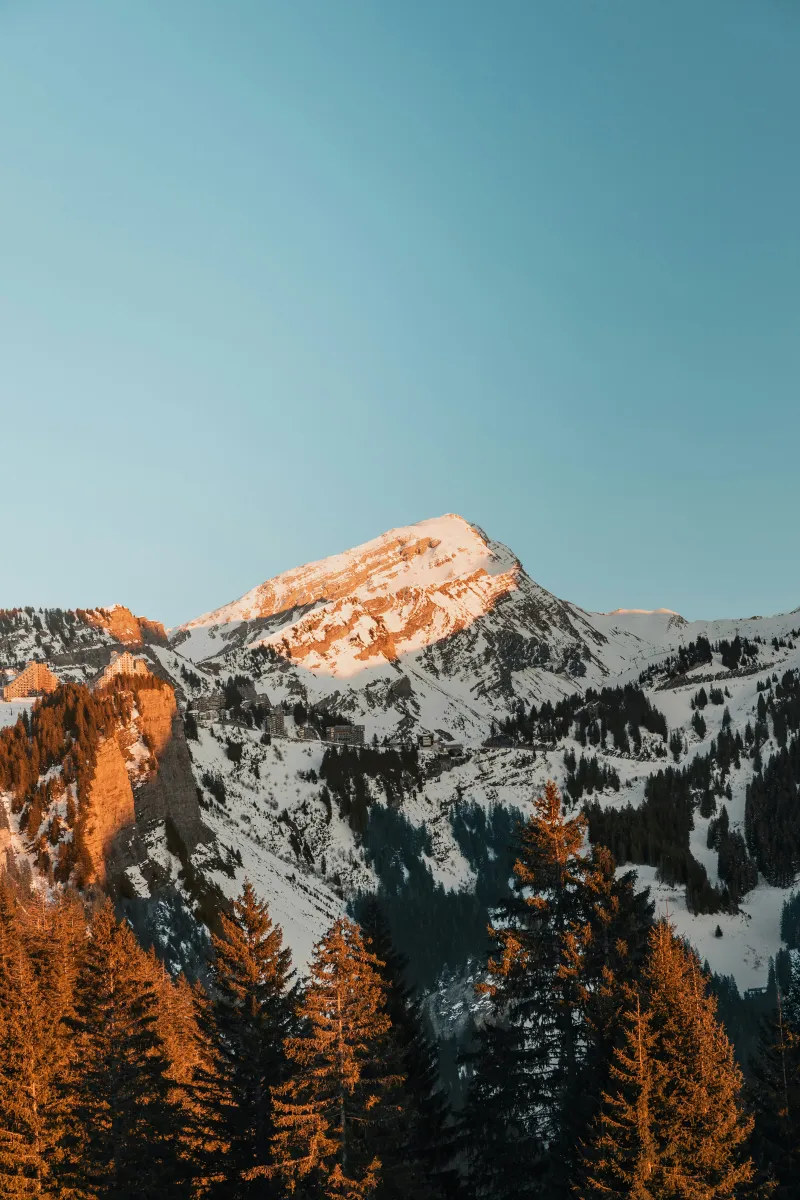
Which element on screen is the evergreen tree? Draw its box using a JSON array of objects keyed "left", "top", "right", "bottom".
[
  {"left": 359, "top": 900, "right": 461, "bottom": 1199},
  {"left": 580, "top": 922, "right": 754, "bottom": 1198},
  {"left": 270, "top": 916, "right": 401, "bottom": 1199},
  {"left": 750, "top": 963, "right": 800, "bottom": 1198},
  {"left": 192, "top": 880, "right": 296, "bottom": 1198},
  {"left": 0, "top": 913, "right": 69, "bottom": 1197},
  {"left": 59, "top": 899, "right": 185, "bottom": 1199},
  {"left": 561, "top": 846, "right": 654, "bottom": 1184},
  {"left": 459, "top": 780, "right": 589, "bottom": 1199},
  {"left": 579, "top": 992, "right": 659, "bottom": 1199}
]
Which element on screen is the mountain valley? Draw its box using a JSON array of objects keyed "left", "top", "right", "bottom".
[{"left": 2, "top": 513, "right": 800, "bottom": 1060}]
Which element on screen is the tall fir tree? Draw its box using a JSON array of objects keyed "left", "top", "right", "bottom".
[
  {"left": 579, "top": 991, "right": 659, "bottom": 1200},
  {"left": 459, "top": 780, "right": 590, "bottom": 1199},
  {"left": 192, "top": 880, "right": 296, "bottom": 1198},
  {"left": 560, "top": 845, "right": 654, "bottom": 1185},
  {"left": 270, "top": 916, "right": 401, "bottom": 1199},
  {"left": 579, "top": 921, "right": 754, "bottom": 1199},
  {"left": 359, "top": 899, "right": 461, "bottom": 1200},
  {"left": 59, "top": 899, "right": 186, "bottom": 1199},
  {"left": 750, "top": 960, "right": 800, "bottom": 1198},
  {"left": 0, "top": 908, "right": 71, "bottom": 1197}
]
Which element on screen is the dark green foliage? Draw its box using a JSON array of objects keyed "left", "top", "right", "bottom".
[
  {"left": 746, "top": 736, "right": 800, "bottom": 886},
  {"left": 192, "top": 881, "right": 297, "bottom": 1197},
  {"left": 353, "top": 802, "right": 521, "bottom": 993},
  {"left": 585, "top": 757, "right": 731, "bottom": 914},
  {"left": 707, "top": 803, "right": 730, "bottom": 849},
  {"left": 563, "top": 751, "right": 620, "bottom": 804},
  {"left": 499, "top": 684, "right": 667, "bottom": 751},
  {"left": 202, "top": 771, "right": 227, "bottom": 806},
  {"left": 672, "top": 635, "right": 713, "bottom": 675},
  {"left": 460, "top": 787, "right": 654, "bottom": 1200},
  {"left": 359, "top": 901, "right": 461, "bottom": 1200},
  {"left": 223, "top": 676, "right": 252, "bottom": 715},
  {"left": 559, "top": 847, "right": 655, "bottom": 1189},
  {"left": 225, "top": 739, "right": 244, "bottom": 765},
  {"left": 692, "top": 708, "right": 707, "bottom": 739},
  {"left": 749, "top": 961, "right": 800, "bottom": 1198},
  {"left": 638, "top": 635, "right": 712, "bottom": 685},
  {"left": 744, "top": 673, "right": 800, "bottom": 884},
  {"left": 320, "top": 745, "right": 422, "bottom": 834},
  {"left": 717, "top": 828, "right": 758, "bottom": 905},
  {"left": 719, "top": 634, "right": 759, "bottom": 671},
  {"left": 780, "top": 892, "right": 800, "bottom": 950}
]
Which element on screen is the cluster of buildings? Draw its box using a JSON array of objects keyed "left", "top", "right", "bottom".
[
  {"left": 186, "top": 688, "right": 365, "bottom": 746},
  {"left": 92, "top": 651, "right": 152, "bottom": 690},
  {"left": 1, "top": 650, "right": 154, "bottom": 702},
  {"left": 2, "top": 660, "right": 60, "bottom": 700},
  {"left": 417, "top": 729, "right": 467, "bottom": 770}
]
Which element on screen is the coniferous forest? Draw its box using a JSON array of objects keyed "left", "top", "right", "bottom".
[{"left": 0, "top": 781, "right": 797, "bottom": 1198}]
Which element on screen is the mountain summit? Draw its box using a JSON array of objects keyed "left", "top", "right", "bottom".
[{"left": 172, "top": 515, "right": 692, "bottom": 739}]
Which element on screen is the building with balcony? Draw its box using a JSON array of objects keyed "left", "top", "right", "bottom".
[{"left": 2, "top": 661, "right": 59, "bottom": 700}]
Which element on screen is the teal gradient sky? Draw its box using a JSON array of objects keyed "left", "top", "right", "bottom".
[{"left": 1, "top": 1, "right": 798, "bottom": 626}]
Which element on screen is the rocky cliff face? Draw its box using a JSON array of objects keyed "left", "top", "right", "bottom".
[
  {"left": 173, "top": 515, "right": 656, "bottom": 739},
  {"left": 84, "top": 736, "right": 136, "bottom": 885},
  {"left": 78, "top": 605, "right": 168, "bottom": 646},
  {"left": 136, "top": 685, "right": 177, "bottom": 758}
]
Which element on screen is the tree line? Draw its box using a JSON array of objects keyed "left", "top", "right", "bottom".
[
  {"left": 0, "top": 679, "right": 169, "bottom": 888},
  {"left": 497, "top": 684, "right": 667, "bottom": 754},
  {"left": 0, "top": 782, "right": 798, "bottom": 1197}
]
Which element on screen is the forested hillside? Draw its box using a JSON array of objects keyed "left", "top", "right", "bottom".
[{"left": 1, "top": 783, "right": 797, "bottom": 1198}]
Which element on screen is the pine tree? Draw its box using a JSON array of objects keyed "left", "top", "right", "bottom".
[
  {"left": 139, "top": 949, "right": 211, "bottom": 1188},
  {"left": 459, "top": 781, "right": 589, "bottom": 1199},
  {"left": 580, "top": 922, "right": 754, "bottom": 1199},
  {"left": 192, "top": 880, "right": 296, "bottom": 1197},
  {"left": 59, "top": 899, "right": 185, "bottom": 1199},
  {"left": 560, "top": 846, "right": 654, "bottom": 1186},
  {"left": 0, "top": 915, "right": 69, "bottom": 1197},
  {"left": 270, "top": 916, "right": 401, "bottom": 1199},
  {"left": 750, "top": 963, "right": 800, "bottom": 1198},
  {"left": 579, "top": 992, "right": 658, "bottom": 1199},
  {"left": 359, "top": 900, "right": 461, "bottom": 1200}
]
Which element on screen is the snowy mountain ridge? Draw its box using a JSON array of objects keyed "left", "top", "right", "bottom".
[
  {"left": 3, "top": 513, "right": 800, "bottom": 1005},
  {"left": 170, "top": 513, "right": 797, "bottom": 745}
]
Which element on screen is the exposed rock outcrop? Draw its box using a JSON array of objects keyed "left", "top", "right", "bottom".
[
  {"left": 137, "top": 685, "right": 177, "bottom": 758},
  {"left": 84, "top": 737, "right": 136, "bottom": 885},
  {"left": 78, "top": 605, "right": 168, "bottom": 646},
  {"left": 133, "top": 704, "right": 207, "bottom": 852}
]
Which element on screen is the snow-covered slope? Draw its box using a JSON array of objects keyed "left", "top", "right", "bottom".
[
  {"left": 3, "top": 515, "right": 800, "bottom": 1000},
  {"left": 172, "top": 514, "right": 800, "bottom": 745},
  {"left": 0, "top": 605, "right": 166, "bottom": 678},
  {"left": 172, "top": 515, "right": 661, "bottom": 738}
]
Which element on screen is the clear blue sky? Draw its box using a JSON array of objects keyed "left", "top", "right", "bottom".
[{"left": 1, "top": 1, "right": 798, "bottom": 626}]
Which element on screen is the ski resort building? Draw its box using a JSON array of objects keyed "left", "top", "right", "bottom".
[
  {"left": 192, "top": 692, "right": 226, "bottom": 724},
  {"left": 93, "top": 651, "right": 151, "bottom": 690},
  {"left": 2, "top": 661, "right": 59, "bottom": 700},
  {"left": 324, "top": 724, "right": 365, "bottom": 746},
  {"left": 266, "top": 709, "right": 285, "bottom": 737},
  {"left": 297, "top": 725, "right": 321, "bottom": 741}
]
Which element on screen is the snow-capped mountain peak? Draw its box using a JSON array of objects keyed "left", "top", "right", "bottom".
[{"left": 183, "top": 514, "right": 518, "bottom": 629}]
